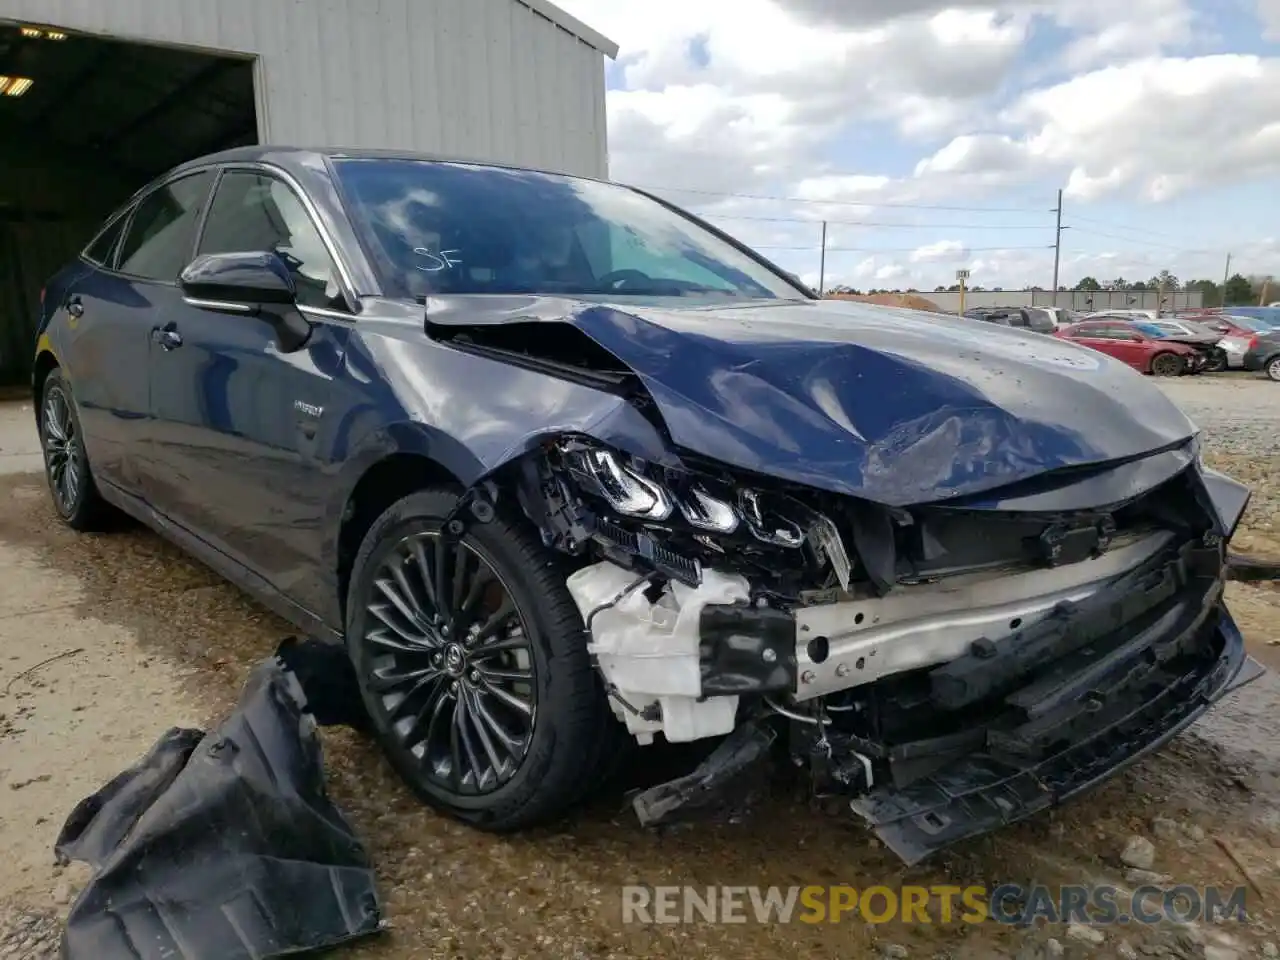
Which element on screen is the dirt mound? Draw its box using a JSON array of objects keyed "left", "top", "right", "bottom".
[{"left": 826, "top": 292, "right": 944, "bottom": 313}]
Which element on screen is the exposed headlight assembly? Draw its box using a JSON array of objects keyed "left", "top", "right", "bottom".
[
  {"left": 564, "top": 446, "right": 673, "bottom": 520},
  {"left": 679, "top": 486, "right": 739, "bottom": 534},
  {"left": 555, "top": 440, "right": 853, "bottom": 589}
]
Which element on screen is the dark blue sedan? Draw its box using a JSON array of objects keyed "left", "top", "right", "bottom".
[{"left": 32, "top": 147, "right": 1260, "bottom": 860}]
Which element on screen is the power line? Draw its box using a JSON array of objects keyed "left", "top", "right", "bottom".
[
  {"left": 632, "top": 182, "right": 1048, "bottom": 213},
  {"left": 1065, "top": 213, "right": 1187, "bottom": 243},
  {"left": 1065, "top": 225, "right": 1205, "bottom": 252}
]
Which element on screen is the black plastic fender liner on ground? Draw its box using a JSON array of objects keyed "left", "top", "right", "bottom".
[{"left": 56, "top": 651, "right": 383, "bottom": 960}]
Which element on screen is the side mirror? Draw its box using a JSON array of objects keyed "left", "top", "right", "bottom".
[{"left": 180, "top": 252, "right": 312, "bottom": 352}]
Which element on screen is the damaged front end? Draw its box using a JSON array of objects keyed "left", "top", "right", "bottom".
[{"left": 509, "top": 434, "right": 1263, "bottom": 864}]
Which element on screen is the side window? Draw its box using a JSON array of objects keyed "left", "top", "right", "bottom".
[
  {"left": 198, "top": 171, "right": 345, "bottom": 310},
  {"left": 117, "top": 172, "right": 214, "bottom": 281},
  {"left": 84, "top": 210, "right": 132, "bottom": 267}
]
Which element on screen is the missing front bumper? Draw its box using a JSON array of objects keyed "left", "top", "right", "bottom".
[{"left": 847, "top": 610, "right": 1261, "bottom": 864}]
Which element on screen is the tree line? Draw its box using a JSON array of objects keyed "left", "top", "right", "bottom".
[
  {"left": 826, "top": 271, "right": 1276, "bottom": 304},
  {"left": 1070, "top": 272, "right": 1272, "bottom": 307}
]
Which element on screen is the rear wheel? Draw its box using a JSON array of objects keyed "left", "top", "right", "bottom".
[
  {"left": 1267, "top": 356, "right": 1280, "bottom": 382},
  {"left": 39, "top": 370, "right": 110, "bottom": 530},
  {"left": 1203, "top": 350, "right": 1227, "bottom": 373},
  {"left": 1150, "top": 352, "right": 1186, "bottom": 377},
  {"left": 345, "top": 489, "right": 620, "bottom": 830}
]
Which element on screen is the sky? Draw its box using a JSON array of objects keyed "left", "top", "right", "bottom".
[{"left": 553, "top": 0, "right": 1280, "bottom": 292}]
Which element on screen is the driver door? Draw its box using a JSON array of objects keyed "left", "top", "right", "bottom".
[{"left": 145, "top": 167, "right": 353, "bottom": 608}]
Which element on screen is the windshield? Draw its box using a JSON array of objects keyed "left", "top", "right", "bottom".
[{"left": 332, "top": 159, "right": 808, "bottom": 301}]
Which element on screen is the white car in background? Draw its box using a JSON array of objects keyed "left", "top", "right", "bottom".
[{"left": 1039, "top": 306, "right": 1082, "bottom": 329}]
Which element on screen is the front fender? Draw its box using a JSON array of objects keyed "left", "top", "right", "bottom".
[{"left": 320, "top": 324, "right": 680, "bottom": 588}]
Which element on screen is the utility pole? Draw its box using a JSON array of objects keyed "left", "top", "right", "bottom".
[
  {"left": 1222, "top": 252, "right": 1231, "bottom": 307},
  {"left": 818, "top": 221, "right": 827, "bottom": 296},
  {"left": 1051, "top": 188, "right": 1063, "bottom": 306}
]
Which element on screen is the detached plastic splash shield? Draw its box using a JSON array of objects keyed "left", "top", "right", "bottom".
[
  {"left": 849, "top": 611, "right": 1262, "bottom": 865},
  {"left": 55, "top": 654, "right": 382, "bottom": 960}
]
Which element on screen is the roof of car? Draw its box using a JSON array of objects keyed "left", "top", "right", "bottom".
[{"left": 170, "top": 144, "right": 600, "bottom": 183}]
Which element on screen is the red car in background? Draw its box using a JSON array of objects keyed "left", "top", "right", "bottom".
[{"left": 1054, "top": 320, "right": 1205, "bottom": 376}]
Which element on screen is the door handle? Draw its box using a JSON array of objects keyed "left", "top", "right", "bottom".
[
  {"left": 151, "top": 324, "right": 183, "bottom": 351},
  {"left": 65, "top": 295, "right": 84, "bottom": 318}
]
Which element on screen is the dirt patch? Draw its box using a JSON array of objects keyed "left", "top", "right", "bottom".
[
  {"left": 0, "top": 490, "right": 205, "bottom": 908},
  {"left": 1, "top": 470, "right": 1280, "bottom": 959},
  {"left": 826, "top": 293, "right": 944, "bottom": 312}
]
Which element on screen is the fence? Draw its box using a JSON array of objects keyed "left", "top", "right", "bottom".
[{"left": 921, "top": 289, "right": 1204, "bottom": 313}]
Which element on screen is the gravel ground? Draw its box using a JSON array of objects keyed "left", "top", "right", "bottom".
[
  {"left": 1156, "top": 373, "right": 1280, "bottom": 456},
  {"left": 0, "top": 374, "right": 1278, "bottom": 960}
]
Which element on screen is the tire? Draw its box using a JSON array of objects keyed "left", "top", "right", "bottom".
[
  {"left": 1203, "top": 350, "right": 1227, "bottom": 373},
  {"left": 1267, "top": 356, "right": 1280, "bottom": 383},
  {"left": 38, "top": 369, "right": 111, "bottom": 530},
  {"left": 345, "top": 488, "right": 620, "bottom": 831},
  {"left": 1150, "top": 352, "right": 1186, "bottom": 377}
]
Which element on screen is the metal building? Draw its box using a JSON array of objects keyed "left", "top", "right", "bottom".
[{"left": 0, "top": 0, "right": 618, "bottom": 383}]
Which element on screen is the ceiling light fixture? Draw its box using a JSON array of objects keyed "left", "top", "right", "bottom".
[
  {"left": 18, "top": 26, "right": 67, "bottom": 40},
  {"left": 0, "top": 77, "right": 34, "bottom": 97}
]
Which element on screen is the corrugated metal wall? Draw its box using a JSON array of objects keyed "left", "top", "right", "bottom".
[
  {"left": 0, "top": 0, "right": 613, "bottom": 384},
  {"left": 0, "top": 0, "right": 612, "bottom": 178}
]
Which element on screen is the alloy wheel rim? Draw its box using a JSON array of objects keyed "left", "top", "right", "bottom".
[
  {"left": 1269, "top": 358, "right": 1280, "bottom": 381},
  {"left": 362, "top": 531, "right": 537, "bottom": 795},
  {"left": 1154, "top": 355, "right": 1179, "bottom": 376},
  {"left": 43, "top": 387, "right": 81, "bottom": 514}
]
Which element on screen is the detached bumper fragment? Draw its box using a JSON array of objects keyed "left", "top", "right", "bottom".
[{"left": 849, "top": 601, "right": 1262, "bottom": 865}]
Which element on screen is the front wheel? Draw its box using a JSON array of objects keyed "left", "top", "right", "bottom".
[
  {"left": 1267, "top": 356, "right": 1280, "bottom": 382},
  {"left": 39, "top": 370, "right": 111, "bottom": 530},
  {"left": 345, "top": 489, "right": 621, "bottom": 830},
  {"left": 1150, "top": 352, "right": 1186, "bottom": 377}
]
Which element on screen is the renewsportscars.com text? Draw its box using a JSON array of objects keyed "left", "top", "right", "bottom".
[{"left": 621, "top": 884, "right": 1248, "bottom": 926}]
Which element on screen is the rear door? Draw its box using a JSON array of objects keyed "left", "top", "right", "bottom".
[
  {"left": 1103, "top": 326, "right": 1150, "bottom": 368},
  {"left": 66, "top": 172, "right": 215, "bottom": 499},
  {"left": 144, "top": 166, "right": 354, "bottom": 612}
]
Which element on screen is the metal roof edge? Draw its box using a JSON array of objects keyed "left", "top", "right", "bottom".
[{"left": 519, "top": 0, "right": 619, "bottom": 58}]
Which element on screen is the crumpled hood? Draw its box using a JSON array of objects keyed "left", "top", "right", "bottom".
[{"left": 430, "top": 296, "right": 1200, "bottom": 505}]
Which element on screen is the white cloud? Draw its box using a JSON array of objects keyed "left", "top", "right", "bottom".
[
  {"left": 555, "top": 0, "right": 1280, "bottom": 289},
  {"left": 807, "top": 55, "right": 1280, "bottom": 207},
  {"left": 910, "top": 240, "right": 970, "bottom": 263},
  {"left": 1012, "top": 55, "right": 1280, "bottom": 201}
]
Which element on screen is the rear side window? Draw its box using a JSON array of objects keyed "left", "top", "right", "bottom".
[
  {"left": 117, "top": 172, "right": 214, "bottom": 281},
  {"left": 197, "top": 171, "right": 345, "bottom": 310},
  {"left": 1024, "top": 309, "right": 1055, "bottom": 333},
  {"left": 84, "top": 212, "right": 131, "bottom": 267}
]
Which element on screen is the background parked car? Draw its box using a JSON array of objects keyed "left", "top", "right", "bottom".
[
  {"left": 1038, "top": 306, "right": 1081, "bottom": 329},
  {"left": 1242, "top": 329, "right": 1280, "bottom": 381},
  {"left": 1085, "top": 313, "right": 1228, "bottom": 372},
  {"left": 1220, "top": 306, "right": 1280, "bottom": 328},
  {"left": 1193, "top": 314, "right": 1279, "bottom": 368},
  {"left": 1054, "top": 319, "right": 1205, "bottom": 375},
  {"left": 1082, "top": 308, "right": 1164, "bottom": 322},
  {"left": 962, "top": 306, "right": 1056, "bottom": 334}
]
